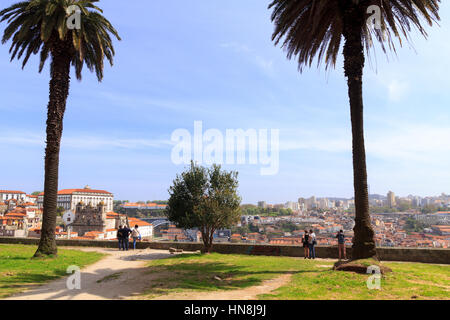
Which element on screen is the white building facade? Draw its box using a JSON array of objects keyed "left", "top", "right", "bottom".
[
  {"left": 37, "top": 186, "right": 113, "bottom": 212},
  {"left": 0, "top": 190, "right": 26, "bottom": 201}
]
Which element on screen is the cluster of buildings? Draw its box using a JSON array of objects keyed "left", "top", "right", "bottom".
[
  {"left": 0, "top": 187, "right": 153, "bottom": 241},
  {"left": 235, "top": 212, "right": 355, "bottom": 246},
  {"left": 2, "top": 186, "right": 449, "bottom": 249},
  {"left": 234, "top": 210, "right": 450, "bottom": 248},
  {"left": 370, "top": 191, "right": 450, "bottom": 209},
  {"left": 118, "top": 202, "right": 167, "bottom": 217},
  {"left": 235, "top": 192, "right": 450, "bottom": 248},
  {"left": 120, "top": 202, "right": 167, "bottom": 210},
  {"left": 158, "top": 224, "right": 231, "bottom": 243},
  {"left": 258, "top": 196, "right": 355, "bottom": 213},
  {"left": 0, "top": 190, "right": 40, "bottom": 237},
  {"left": 258, "top": 191, "right": 450, "bottom": 215},
  {"left": 371, "top": 212, "right": 450, "bottom": 248}
]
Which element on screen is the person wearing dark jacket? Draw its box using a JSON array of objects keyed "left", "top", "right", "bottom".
[
  {"left": 302, "top": 230, "right": 309, "bottom": 259},
  {"left": 336, "top": 230, "right": 347, "bottom": 260},
  {"left": 117, "top": 225, "right": 124, "bottom": 251},
  {"left": 122, "top": 225, "right": 131, "bottom": 251}
]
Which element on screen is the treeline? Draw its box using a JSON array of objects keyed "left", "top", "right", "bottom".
[
  {"left": 114, "top": 200, "right": 168, "bottom": 205},
  {"left": 369, "top": 205, "right": 447, "bottom": 214},
  {"left": 404, "top": 217, "right": 428, "bottom": 233},
  {"left": 240, "top": 205, "right": 293, "bottom": 217}
]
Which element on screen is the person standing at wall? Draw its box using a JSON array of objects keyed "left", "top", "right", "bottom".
[
  {"left": 131, "top": 225, "right": 141, "bottom": 250},
  {"left": 309, "top": 229, "right": 316, "bottom": 259},
  {"left": 302, "top": 230, "right": 309, "bottom": 259},
  {"left": 122, "top": 225, "right": 131, "bottom": 251},
  {"left": 336, "top": 230, "right": 347, "bottom": 260},
  {"left": 117, "top": 225, "right": 124, "bottom": 251}
]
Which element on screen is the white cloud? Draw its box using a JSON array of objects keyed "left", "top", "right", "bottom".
[
  {"left": 220, "top": 42, "right": 274, "bottom": 75},
  {"left": 220, "top": 42, "right": 251, "bottom": 53},
  {"left": 0, "top": 131, "right": 173, "bottom": 150},
  {"left": 278, "top": 122, "right": 450, "bottom": 167},
  {"left": 387, "top": 79, "right": 410, "bottom": 102}
]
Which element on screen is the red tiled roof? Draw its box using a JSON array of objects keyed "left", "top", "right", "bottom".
[
  {"left": 23, "top": 202, "right": 36, "bottom": 206},
  {"left": 0, "top": 190, "right": 26, "bottom": 194},
  {"left": 39, "top": 188, "right": 112, "bottom": 196},
  {"left": 128, "top": 217, "right": 152, "bottom": 227},
  {"left": 106, "top": 211, "right": 125, "bottom": 219},
  {"left": 5, "top": 212, "right": 26, "bottom": 217}
]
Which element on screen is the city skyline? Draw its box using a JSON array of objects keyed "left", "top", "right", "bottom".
[
  {"left": 1, "top": 0, "right": 450, "bottom": 203},
  {"left": 2, "top": 186, "right": 449, "bottom": 206}
]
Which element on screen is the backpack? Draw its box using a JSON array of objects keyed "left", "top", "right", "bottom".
[
  {"left": 310, "top": 233, "right": 316, "bottom": 245},
  {"left": 132, "top": 228, "right": 140, "bottom": 238}
]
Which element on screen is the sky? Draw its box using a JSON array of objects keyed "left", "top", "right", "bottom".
[{"left": 1, "top": 0, "right": 450, "bottom": 204}]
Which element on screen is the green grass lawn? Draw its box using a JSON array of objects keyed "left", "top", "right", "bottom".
[
  {"left": 0, "top": 244, "right": 104, "bottom": 298},
  {"left": 142, "top": 253, "right": 450, "bottom": 300}
]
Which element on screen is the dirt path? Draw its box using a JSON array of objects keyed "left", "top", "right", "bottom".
[
  {"left": 6, "top": 247, "right": 173, "bottom": 300},
  {"left": 5, "top": 247, "right": 296, "bottom": 300},
  {"left": 151, "top": 273, "right": 293, "bottom": 300}
]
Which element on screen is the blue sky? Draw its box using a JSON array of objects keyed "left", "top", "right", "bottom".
[{"left": 1, "top": 1, "right": 449, "bottom": 203}]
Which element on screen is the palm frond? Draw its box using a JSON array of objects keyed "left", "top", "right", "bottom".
[
  {"left": 269, "top": 0, "right": 440, "bottom": 71},
  {"left": 0, "top": 0, "right": 120, "bottom": 80}
]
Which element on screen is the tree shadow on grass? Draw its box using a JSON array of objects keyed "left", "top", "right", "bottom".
[
  {"left": 1, "top": 273, "right": 61, "bottom": 284},
  {"left": 0, "top": 272, "right": 62, "bottom": 298},
  {"left": 142, "top": 260, "right": 327, "bottom": 297},
  {"left": 2, "top": 257, "right": 32, "bottom": 261}
]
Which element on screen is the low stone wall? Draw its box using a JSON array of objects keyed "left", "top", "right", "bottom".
[{"left": 1, "top": 237, "right": 449, "bottom": 264}]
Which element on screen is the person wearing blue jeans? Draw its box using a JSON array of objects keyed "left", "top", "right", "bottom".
[
  {"left": 117, "top": 226, "right": 124, "bottom": 250},
  {"left": 308, "top": 229, "right": 316, "bottom": 259},
  {"left": 131, "top": 225, "right": 141, "bottom": 250},
  {"left": 123, "top": 237, "right": 129, "bottom": 250},
  {"left": 122, "top": 225, "right": 131, "bottom": 251}
]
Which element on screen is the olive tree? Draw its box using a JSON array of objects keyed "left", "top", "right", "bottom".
[{"left": 166, "top": 162, "right": 241, "bottom": 253}]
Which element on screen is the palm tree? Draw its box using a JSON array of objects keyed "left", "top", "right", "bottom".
[
  {"left": 0, "top": 0, "right": 120, "bottom": 257},
  {"left": 269, "top": 0, "right": 440, "bottom": 259}
]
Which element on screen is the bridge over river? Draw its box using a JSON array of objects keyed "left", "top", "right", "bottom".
[{"left": 141, "top": 217, "right": 172, "bottom": 228}]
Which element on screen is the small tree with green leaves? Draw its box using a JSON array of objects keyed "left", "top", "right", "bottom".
[
  {"left": 56, "top": 206, "right": 65, "bottom": 217},
  {"left": 166, "top": 162, "right": 241, "bottom": 253}
]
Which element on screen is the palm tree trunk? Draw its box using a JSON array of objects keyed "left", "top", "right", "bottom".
[
  {"left": 34, "top": 40, "right": 71, "bottom": 257},
  {"left": 342, "top": 5, "right": 376, "bottom": 260}
]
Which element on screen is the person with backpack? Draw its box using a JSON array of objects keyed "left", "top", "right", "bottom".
[
  {"left": 122, "top": 225, "right": 131, "bottom": 251},
  {"left": 336, "top": 230, "right": 347, "bottom": 260},
  {"left": 117, "top": 225, "right": 124, "bottom": 251},
  {"left": 302, "top": 230, "right": 309, "bottom": 259},
  {"left": 131, "top": 224, "right": 141, "bottom": 250},
  {"left": 308, "top": 229, "right": 316, "bottom": 259}
]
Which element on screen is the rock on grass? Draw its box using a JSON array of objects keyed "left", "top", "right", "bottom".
[{"left": 333, "top": 258, "right": 393, "bottom": 274}]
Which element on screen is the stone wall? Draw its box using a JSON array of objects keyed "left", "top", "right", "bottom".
[{"left": 0, "top": 237, "right": 448, "bottom": 264}]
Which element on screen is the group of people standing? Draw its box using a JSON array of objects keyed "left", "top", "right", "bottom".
[
  {"left": 302, "top": 229, "right": 316, "bottom": 259},
  {"left": 302, "top": 229, "right": 347, "bottom": 260},
  {"left": 117, "top": 224, "right": 141, "bottom": 251}
]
